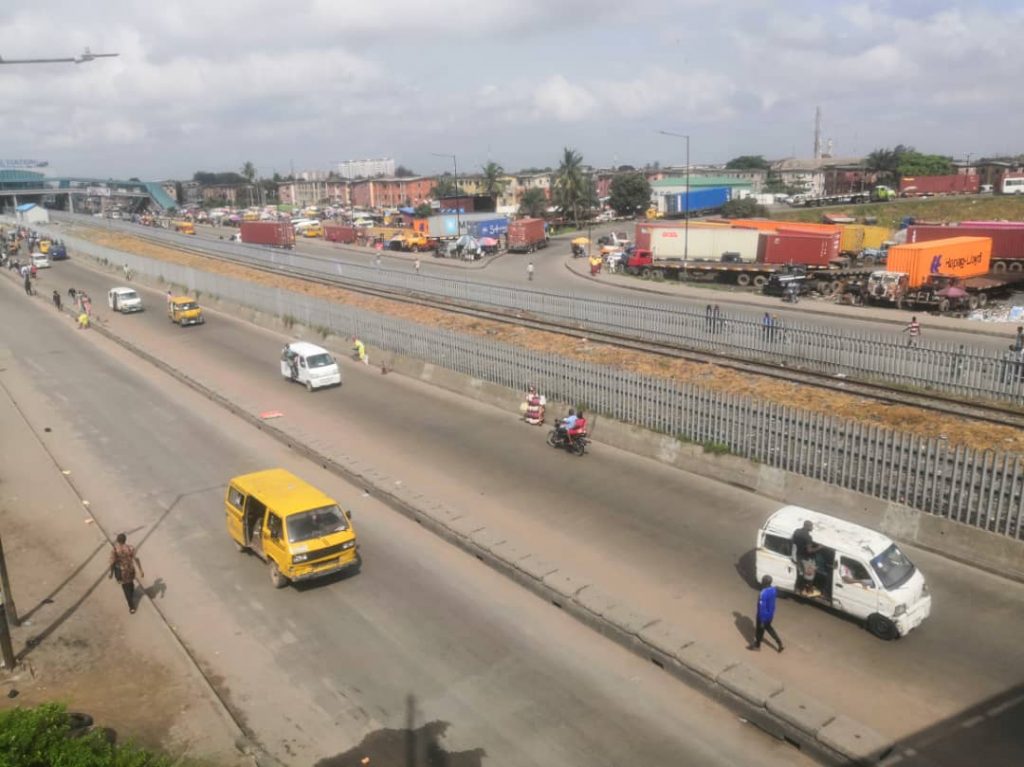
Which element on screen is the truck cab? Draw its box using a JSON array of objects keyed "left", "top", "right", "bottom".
[
  {"left": 866, "top": 271, "right": 909, "bottom": 306},
  {"left": 622, "top": 248, "right": 654, "bottom": 275}
]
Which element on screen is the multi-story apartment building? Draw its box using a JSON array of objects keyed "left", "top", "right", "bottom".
[{"left": 336, "top": 158, "right": 395, "bottom": 180}]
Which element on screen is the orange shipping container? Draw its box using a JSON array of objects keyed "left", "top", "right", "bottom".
[
  {"left": 884, "top": 236, "right": 991, "bottom": 288},
  {"left": 722, "top": 218, "right": 841, "bottom": 236}
]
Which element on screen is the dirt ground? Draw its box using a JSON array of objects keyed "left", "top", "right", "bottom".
[{"left": 71, "top": 226, "right": 1024, "bottom": 453}]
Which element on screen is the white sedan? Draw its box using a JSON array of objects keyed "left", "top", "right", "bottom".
[{"left": 31, "top": 252, "right": 51, "bottom": 269}]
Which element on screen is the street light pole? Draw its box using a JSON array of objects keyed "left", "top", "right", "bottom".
[{"left": 658, "top": 130, "right": 691, "bottom": 270}]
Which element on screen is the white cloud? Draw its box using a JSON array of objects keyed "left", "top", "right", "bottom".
[{"left": 533, "top": 76, "right": 599, "bottom": 122}]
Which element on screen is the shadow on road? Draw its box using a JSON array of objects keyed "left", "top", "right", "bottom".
[
  {"left": 315, "top": 694, "right": 485, "bottom": 767},
  {"left": 17, "top": 541, "right": 107, "bottom": 624}
]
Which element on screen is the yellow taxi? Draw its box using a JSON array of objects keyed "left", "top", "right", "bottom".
[
  {"left": 225, "top": 468, "right": 360, "bottom": 587},
  {"left": 167, "top": 296, "right": 204, "bottom": 326}
]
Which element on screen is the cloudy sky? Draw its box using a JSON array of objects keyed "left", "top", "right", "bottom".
[{"left": 1, "top": 1, "right": 1021, "bottom": 181}]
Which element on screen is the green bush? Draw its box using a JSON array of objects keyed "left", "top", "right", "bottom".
[
  {"left": 702, "top": 440, "right": 731, "bottom": 455},
  {"left": 0, "top": 703, "right": 172, "bottom": 767}
]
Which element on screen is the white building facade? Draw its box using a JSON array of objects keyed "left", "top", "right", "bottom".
[{"left": 336, "top": 158, "right": 395, "bottom": 179}]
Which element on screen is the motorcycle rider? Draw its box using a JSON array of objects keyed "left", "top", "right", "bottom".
[
  {"left": 557, "top": 409, "right": 577, "bottom": 441},
  {"left": 568, "top": 411, "right": 587, "bottom": 442}
]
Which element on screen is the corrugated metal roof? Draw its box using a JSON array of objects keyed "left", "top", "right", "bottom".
[{"left": 651, "top": 176, "right": 752, "bottom": 188}]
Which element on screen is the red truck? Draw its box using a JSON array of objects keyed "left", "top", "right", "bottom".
[
  {"left": 899, "top": 174, "right": 980, "bottom": 197},
  {"left": 507, "top": 218, "right": 547, "bottom": 253},
  {"left": 240, "top": 221, "right": 295, "bottom": 249},
  {"left": 323, "top": 224, "right": 357, "bottom": 244}
]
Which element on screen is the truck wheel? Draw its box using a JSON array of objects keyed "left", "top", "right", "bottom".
[
  {"left": 978, "top": 293, "right": 989, "bottom": 307},
  {"left": 829, "top": 281, "right": 841, "bottom": 294},
  {"left": 627, "top": 267, "right": 639, "bottom": 276},
  {"left": 967, "top": 295, "right": 980, "bottom": 311},
  {"left": 938, "top": 298, "right": 950, "bottom": 313},
  {"left": 866, "top": 613, "right": 898, "bottom": 640},
  {"left": 752, "top": 275, "right": 768, "bottom": 288},
  {"left": 860, "top": 254, "right": 875, "bottom": 265},
  {"left": 651, "top": 269, "right": 664, "bottom": 281},
  {"left": 736, "top": 273, "right": 752, "bottom": 287},
  {"left": 269, "top": 561, "right": 288, "bottom": 589},
  {"left": 640, "top": 267, "right": 651, "bottom": 279},
  {"left": 1010, "top": 262, "right": 1023, "bottom": 272},
  {"left": 993, "top": 261, "right": 1007, "bottom": 272},
  {"left": 305, "top": 380, "right": 313, "bottom": 392}
]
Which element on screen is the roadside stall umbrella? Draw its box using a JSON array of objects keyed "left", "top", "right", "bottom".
[
  {"left": 228, "top": 214, "right": 241, "bottom": 222},
  {"left": 571, "top": 236, "right": 590, "bottom": 245}
]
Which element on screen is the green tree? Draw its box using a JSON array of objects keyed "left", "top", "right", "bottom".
[
  {"left": 720, "top": 197, "right": 768, "bottom": 218},
  {"left": 552, "top": 147, "right": 595, "bottom": 226},
  {"left": 897, "top": 151, "right": 954, "bottom": 177},
  {"left": 413, "top": 202, "right": 433, "bottom": 217},
  {"left": 241, "top": 161, "right": 256, "bottom": 184},
  {"left": 608, "top": 172, "right": 652, "bottom": 216},
  {"left": 433, "top": 174, "right": 458, "bottom": 198},
  {"left": 518, "top": 187, "right": 548, "bottom": 218},
  {"left": 481, "top": 161, "right": 508, "bottom": 198},
  {"left": 865, "top": 145, "right": 912, "bottom": 186},
  {"left": 725, "top": 155, "right": 771, "bottom": 170}
]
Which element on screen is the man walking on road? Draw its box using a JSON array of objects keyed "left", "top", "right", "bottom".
[
  {"left": 414, "top": 257, "right": 421, "bottom": 275},
  {"left": 109, "top": 533, "right": 144, "bottom": 614},
  {"left": 52, "top": 289, "right": 62, "bottom": 311},
  {"left": 751, "top": 575, "right": 783, "bottom": 652},
  {"left": 904, "top": 316, "right": 921, "bottom": 347},
  {"left": 527, "top": 261, "right": 534, "bottom": 281}
]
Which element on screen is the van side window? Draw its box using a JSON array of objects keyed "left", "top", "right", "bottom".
[
  {"left": 763, "top": 534, "right": 793, "bottom": 557},
  {"left": 841, "top": 557, "right": 872, "bottom": 584},
  {"left": 267, "top": 513, "right": 283, "bottom": 540},
  {"left": 227, "top": 487, "right": 245, "bottom": 510},
  {"left": 299, "top": 357, "right": 307, "bottom": 368}
]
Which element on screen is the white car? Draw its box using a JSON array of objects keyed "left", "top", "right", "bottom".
[
  {"left": 280, "top": 341, "right": 342, "bottom": 391},
  {"left": 108, "top": 286, "right": 143, "bottom": 313},
  {"left": 31, "top": 252, "right": 51, "bottom": 269}
]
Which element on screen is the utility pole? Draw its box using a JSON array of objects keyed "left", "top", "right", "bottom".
[
  {"left": 0, "top": 536, "right": 17, "bottom": 669},
  {"left": 431, "top": 152, "right": 460, "bottom": 236},
  {"left": 658, "top": 130, "right": 691, "bottom": 272}
]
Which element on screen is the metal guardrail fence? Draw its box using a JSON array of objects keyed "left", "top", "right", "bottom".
[
  {"left": 64, "top": 232, "right": 1024, "bottom": 541},
  {"left": 50, "top": 212, "right": 1024, "bottom": 405}
]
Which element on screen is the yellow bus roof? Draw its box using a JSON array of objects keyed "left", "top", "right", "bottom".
[{"left": 229, "top": 468, "right": 337, "bottom": 516}]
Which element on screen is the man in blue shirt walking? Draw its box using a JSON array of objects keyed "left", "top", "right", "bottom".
[{"left": 752, "top": 575, "right": 784, "bottom": 652}]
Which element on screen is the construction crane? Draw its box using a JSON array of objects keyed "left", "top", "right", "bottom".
[{"left": 0, "top": 47, "right": 119, "bottom": 65}]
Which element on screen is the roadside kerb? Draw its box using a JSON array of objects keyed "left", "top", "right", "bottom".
[{"left": 41, "top": 270, "right": 891, "bottom": 766}]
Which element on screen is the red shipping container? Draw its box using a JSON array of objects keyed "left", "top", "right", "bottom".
[
  {"left": 240, "top": 221, "right": 295, "bottom": 248},
  {"left": 907, "top": 224, "right": 1024, "bottom": 269},
  {"left": 757, "top": 231, "right": 840, "bottom": 267},
  {"left": 508, "top": 218, "right": 546, "bottom": 252},
  {"left": 324, "top": 223, "right": 357, "bottom": 243},
  {"left": 899, "top": 175, "right": 979, "bottom": 196}
]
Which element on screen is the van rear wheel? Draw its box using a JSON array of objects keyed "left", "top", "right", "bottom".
[
  {"left": 269, "top": 561, "right": 288, "bottom": 589},
  {"left": 866, "top": 613, "right": 897, "bottom": 640}
]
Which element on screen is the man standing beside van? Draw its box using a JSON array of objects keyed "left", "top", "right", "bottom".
[
  {"left": 793, "top": 520, "right": 822, "bottom": 598},
  {"left": 752, "top": 575, "right": 783, "bottom": 652}
]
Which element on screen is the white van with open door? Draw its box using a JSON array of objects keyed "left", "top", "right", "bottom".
[
  {"left": 280, "top": 341, "right": 341, "bottom": 391},
  {"left": 755, "top": 505, "right": 931, "bottom": 639}
]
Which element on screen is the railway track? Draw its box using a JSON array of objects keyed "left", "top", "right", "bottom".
[{"left": 69, "top": 221, "right": 1024, "bottom": 431}]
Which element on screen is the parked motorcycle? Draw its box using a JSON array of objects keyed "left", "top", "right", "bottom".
[{"left": 547, "top": 426, "right": 589, "bottom": 456}]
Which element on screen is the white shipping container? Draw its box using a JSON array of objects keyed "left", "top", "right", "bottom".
[{"left": 651, "top": 227, "right": 760, "bottom": 262}]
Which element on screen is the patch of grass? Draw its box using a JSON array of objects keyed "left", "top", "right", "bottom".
[
  {"left": 702, "top": 440, "right": 732, "bottom": 455},
  {"left": 773, "top": 195, "right": 1024, "bottom": 229}
]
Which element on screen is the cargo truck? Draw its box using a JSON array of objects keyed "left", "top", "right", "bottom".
[
  {"left": 507, "top": 218, "right": 547, "bottom": 253},
  {"left": 906, "top": 223, "right": 1024, "bottom": 272},
  {"left": 864, "top": 236, "right": 1005, "bottom": 312},
  {"left": 899, "top": 174, "right": 980, "bottom": 197},
  {"left": 464, "top": 217, "right": 509, "bottom": 240},
  {"left": 624, "top": 230, "right": 862, "bottom": 289},
  {"left": 240, "top": 221, "right": 295, "bottom": 249},
  {"left": 838, "top": 224, "right": 893, "bottom": 262}
]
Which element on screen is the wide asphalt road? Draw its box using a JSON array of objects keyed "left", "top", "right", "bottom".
[
  {"left": 26, "top": 252, "right": 1024, "bottom": 755},
  {"left": 0, "top": 276, "right": 810, "bottom": 764},
  {"left": 56, "top": 214, "right": 1020, "bottom": 353}
]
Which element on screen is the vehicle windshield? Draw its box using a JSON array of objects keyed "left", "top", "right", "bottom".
[
  {"left": 176, "top": 302, "right": 199, "bottom": 311},
  {"left": 306, "top": 353, "right": 335, "bottom": 368},
  {"left": 120, "top": 291, "right": 139, "bottom": 300},
  {"left": 286, "top": 504, "right": 349, "bottom": 543},
  {"left": 870, "top": 544, "right": 916, "bottom": 590}
]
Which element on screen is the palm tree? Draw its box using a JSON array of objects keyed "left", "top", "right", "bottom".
[
  {"left": 518, "top": 188, "right": 547, "bottom": 218},
  {"left": 241, "top": 161, "right": 258, "bottom": 206},
  {"left": 552, "top": 147, "right": 592, "bottom": 227},
  {"left": 481, "top": 161, "right": 508, "bottom": 199},
  {"left": 433, "top": 175, "right": 458, "bottom": 199},
  {"left": 865, "top": 145, "right": 911, "bottom": 186}
]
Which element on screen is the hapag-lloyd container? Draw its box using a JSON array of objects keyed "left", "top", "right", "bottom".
[
  {"left": 885, "top": 236, "right": 991, "bottom": 288},
  {"left": 908, "top": 224, "right": 1024, "bottom": 269}
]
